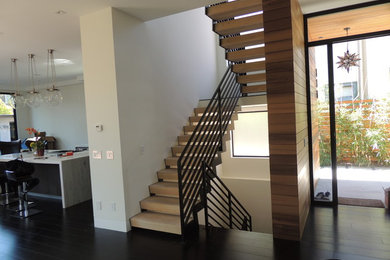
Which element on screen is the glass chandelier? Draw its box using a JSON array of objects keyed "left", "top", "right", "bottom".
[
  {"left": 45, "top": 49, "right": 63, "bottom": 106},
  {"left": 10, "top": 58, "right": 25, "bottom": 108},
  {"left": 26, "top": 54, "right": 43, "bottom": 108}
]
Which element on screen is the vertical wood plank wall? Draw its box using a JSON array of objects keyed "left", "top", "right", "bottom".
[{"left": 263, "top": 0, "right": 310, "bottom": 240}]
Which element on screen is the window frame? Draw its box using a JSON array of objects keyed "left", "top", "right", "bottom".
[
  {"left": 231, "top": 110, "right": 269, "bottom": 158},
  {"left": 0, "top": 92, "right": 18, "bottom": 141}
]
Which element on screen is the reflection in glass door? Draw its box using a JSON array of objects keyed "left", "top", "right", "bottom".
[{"left": 309, "top": 45, "right": 334, "bottom": 202}]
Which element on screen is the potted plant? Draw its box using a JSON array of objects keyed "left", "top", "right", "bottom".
[{"left": 25, "top": 128, "right": 46, "bottom": 156}]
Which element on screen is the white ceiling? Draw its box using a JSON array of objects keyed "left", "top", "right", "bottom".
[{"left": 0, "top": 0, "right": 376, "bottom": 91}]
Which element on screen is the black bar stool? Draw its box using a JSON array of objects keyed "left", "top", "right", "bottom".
[
  {"left": 0, "top": 140, "right": 22, "bottom": 206},
  {"left": 0, "top": 172, "right": 19, "bottom": 206},
  {"left": 5, "top": 160, "right": 42, "bottom": 218}
]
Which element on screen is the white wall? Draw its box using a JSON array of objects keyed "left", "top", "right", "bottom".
[
  {"left": 80, "top": 6, "right": 221, "bottom": 232},
  {"left": 16, "top": 84, "right": 88, "bottom": 150},
  {"left": 112, "top": 7, "right": 220, "bottom": 227},
  {"left": 81, "top": 7, "right": 128, "bottom": 232}
]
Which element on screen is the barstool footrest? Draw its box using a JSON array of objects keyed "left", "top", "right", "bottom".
[{"left": 10, "top": 208, "right": 42, "bottom": 218}]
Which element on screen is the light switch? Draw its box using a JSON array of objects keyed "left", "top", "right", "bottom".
[
  {"left": 95, "top": 124, "right": 103, "bottom": 132},
  {"left": 106, "top": 151, "right": 114, "bottom": 160},
  {"left": 93, "top": 150, "right": 102, "bottom": 159}
]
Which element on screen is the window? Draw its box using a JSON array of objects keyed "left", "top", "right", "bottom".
[
  {"left": 231, "top": 108, "right": 269, "bottom": 157},
  {"left": 0, "top": 94, "right": 17, "bottom": 141}
]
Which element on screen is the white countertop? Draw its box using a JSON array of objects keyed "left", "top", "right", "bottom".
[{"left": 0, "top": 150, "right": 89, "bottom": 164}]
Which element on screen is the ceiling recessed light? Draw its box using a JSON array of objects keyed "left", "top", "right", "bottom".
[
  {"left": 56, "top": 10, "right": 67, "bottom": 15},
  {"left": 54, "top": 59, "right": 73, "bottom": 65}
]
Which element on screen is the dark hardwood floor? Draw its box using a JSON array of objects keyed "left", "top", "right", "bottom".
[{"left": 0, "top": 197, "right": 389, "bottom": 260}]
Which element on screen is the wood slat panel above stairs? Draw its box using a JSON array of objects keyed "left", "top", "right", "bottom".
[
  {"left": 208, "top": 0, "right": 267, "bottom": 96},
  {"left": 237, "top": 73, "right": 266, "bottom": 84},
  {"left": 226, "top": 47, "right": 265, "bottom": 62},
  {"left": 221, "top": 31, "right": 264, "bottom": 50},
  {"left": 207, "top": 0, "right": 263, "bottom": 20},
  {"left": 232, "top": 61, "right": 265, "bottom": 73},
  {"left": 214, "top": 14, "right": 263, "bottom": 36}
]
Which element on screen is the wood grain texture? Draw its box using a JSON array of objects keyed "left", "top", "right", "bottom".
[
  {"left": 308, "top": 3, "right": 390, "bottom": 42},
  {"left": 264, "top": 0, "right": 310, "bottom": 241}
]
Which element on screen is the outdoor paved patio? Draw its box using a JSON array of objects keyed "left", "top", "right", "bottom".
[{"left": 314, "top": 167, "right": 390, "bottom": 205}]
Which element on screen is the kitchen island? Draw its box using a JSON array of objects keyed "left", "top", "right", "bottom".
[{"left": 0, "top": 150, "right": 91, "bottom": 208}]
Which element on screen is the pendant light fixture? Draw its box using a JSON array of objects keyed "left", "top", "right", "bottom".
[
  {"left": 45, "top": 49, "right": 63, "bottom": 106},
  {"left": 26, "top": 54, "right": 42, "bottom": 108},
  {"left": 336, "top": 27, "right": 361, "bottom": 73},
  {"left": 10, "top": 58, "right": 25, "bottom": 108}
]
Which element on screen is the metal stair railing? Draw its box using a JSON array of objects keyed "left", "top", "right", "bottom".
[
  {"left": 177, "top": 65, "right": 241, "bottom": 235},
  {"left": 202, "top": 161, "right": 252, "bottom": 231}
]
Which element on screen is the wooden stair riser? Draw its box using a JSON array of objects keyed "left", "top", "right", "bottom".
[
  {"left": 183, "top": 123, "right": 234, "bottom": 135},
  {"left": 149, "top": 183, "right": 178, "bottom": 198},
  {"left": 189, "top": 113, "right": 238, "bottom": 125},
  {"left": 165, "top": 156, "right": 218, "bottom": 168},
  {"left": 157, "top": 169, "right": 178, "bottom": 182},
  {"left": 226, "top": 47, "right": 265, "bottom": 63},
  {"left": 241, "top": 84, "right": 267, "bottom": 94},
  {"left": 130, "top": 212, "right": 181, "bottom": 235},
  {"left": 232, "top": 61, "right": 265, "bottom": 73},
  {"left": 206, "top": 0, "right": 262, "bottom": 21},
  {"left": 214, "top": 14, "right": 263, "bottom": 36},
  {"left": 221, "top": 31, "right": 264, "bottom": 50},
  {"left": 237, "top": 73, "right": 266, "bottom": 84},
  {"left": 140, "top": 197, "right": 180, "bottom": 215}
]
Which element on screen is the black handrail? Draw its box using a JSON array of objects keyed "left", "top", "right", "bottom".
[
  {"left": 177, "top": 65, "right": 241, "bottom": 235},
  {"left": 202, "top": 162, "right": 252, "bottom": 231}
]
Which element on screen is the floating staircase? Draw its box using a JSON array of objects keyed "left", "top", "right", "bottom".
[
  {"left": 130, "top": 0, "right": 258, "bottom": 236},
  {"left": 130, "top": 104, "right": 239, "bottom": 235},
  {"left": 207, "top": 0, "right": 266, "bottom": 95}
]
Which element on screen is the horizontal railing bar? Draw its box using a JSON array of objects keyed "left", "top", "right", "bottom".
[
  {"left": 208, "top": 190, "right": 230, "bottom": 213},
  {"left": 206, "top": 198, "right": 230, "bottom": 221},
  {"left": 208, "top": 213, "right": 226, "bottom": 229},
  {"left": 205, "top": 163, "right": 251, "bottom": 217},
  {"left": 207, "top": 206, "right": 230, "bottom": 227}
]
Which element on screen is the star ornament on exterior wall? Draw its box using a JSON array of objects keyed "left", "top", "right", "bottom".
[{"left": 337, "top": 50, "right": 361, "bottom": 73}]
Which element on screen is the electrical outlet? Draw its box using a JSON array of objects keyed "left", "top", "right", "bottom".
[
  {"left": 93, "top": 150, "right": 102, "bottom": 159},
  {"left": 106, "top": 151, "right": 114, "bottom": 160},
  {"left": 139, "top": 145, "right": 145, "bottom": 155}
]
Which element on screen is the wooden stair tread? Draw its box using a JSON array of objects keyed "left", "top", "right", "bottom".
[
  {"left": 189, "top": 113, "right": 238, "bottom": 124},
  {"left": 130, "top": 212, "right": 181, "bottom": 235},
  {"left": 214, "top": 14, "right": 263, "bottom": 36},
  {"left": 227, "top": 47, "right": 265, "bottom": 62},
  {"left": 149, "top": 182, "right": 178, "bottom": 197},
  {"left": 237, "top": 73, "right": 266, "bottom": 84},
  {"left": 207, "top": 0, "right": 262, "bottom": 21},
  {"left": 157, "top": 168, "right": 178, "bottom": 182},
  {"left": 194, "top": 106, "right": 241, "bottom": 115},
  {"left": 184, "top": 123, "right": 234, "bottom": 134},
  {"left": 241, "top": 84, "right": 267, "bottom": 93},
  {"left": 140, "top": 196, "right": 180, "bottom": 215},
  {"left": 221, "top": 31, "right": 264, "bottom": 50},
  {"left": 232, "top": 61, "right": 265, "bottom": 73}
]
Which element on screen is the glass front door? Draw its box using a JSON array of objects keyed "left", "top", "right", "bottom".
[
  {"left": 333, "top": 36, "right": 390, "bottom": 207},
  {"left": 309, "top": 35, "right": 390, "bottom": 207}
]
